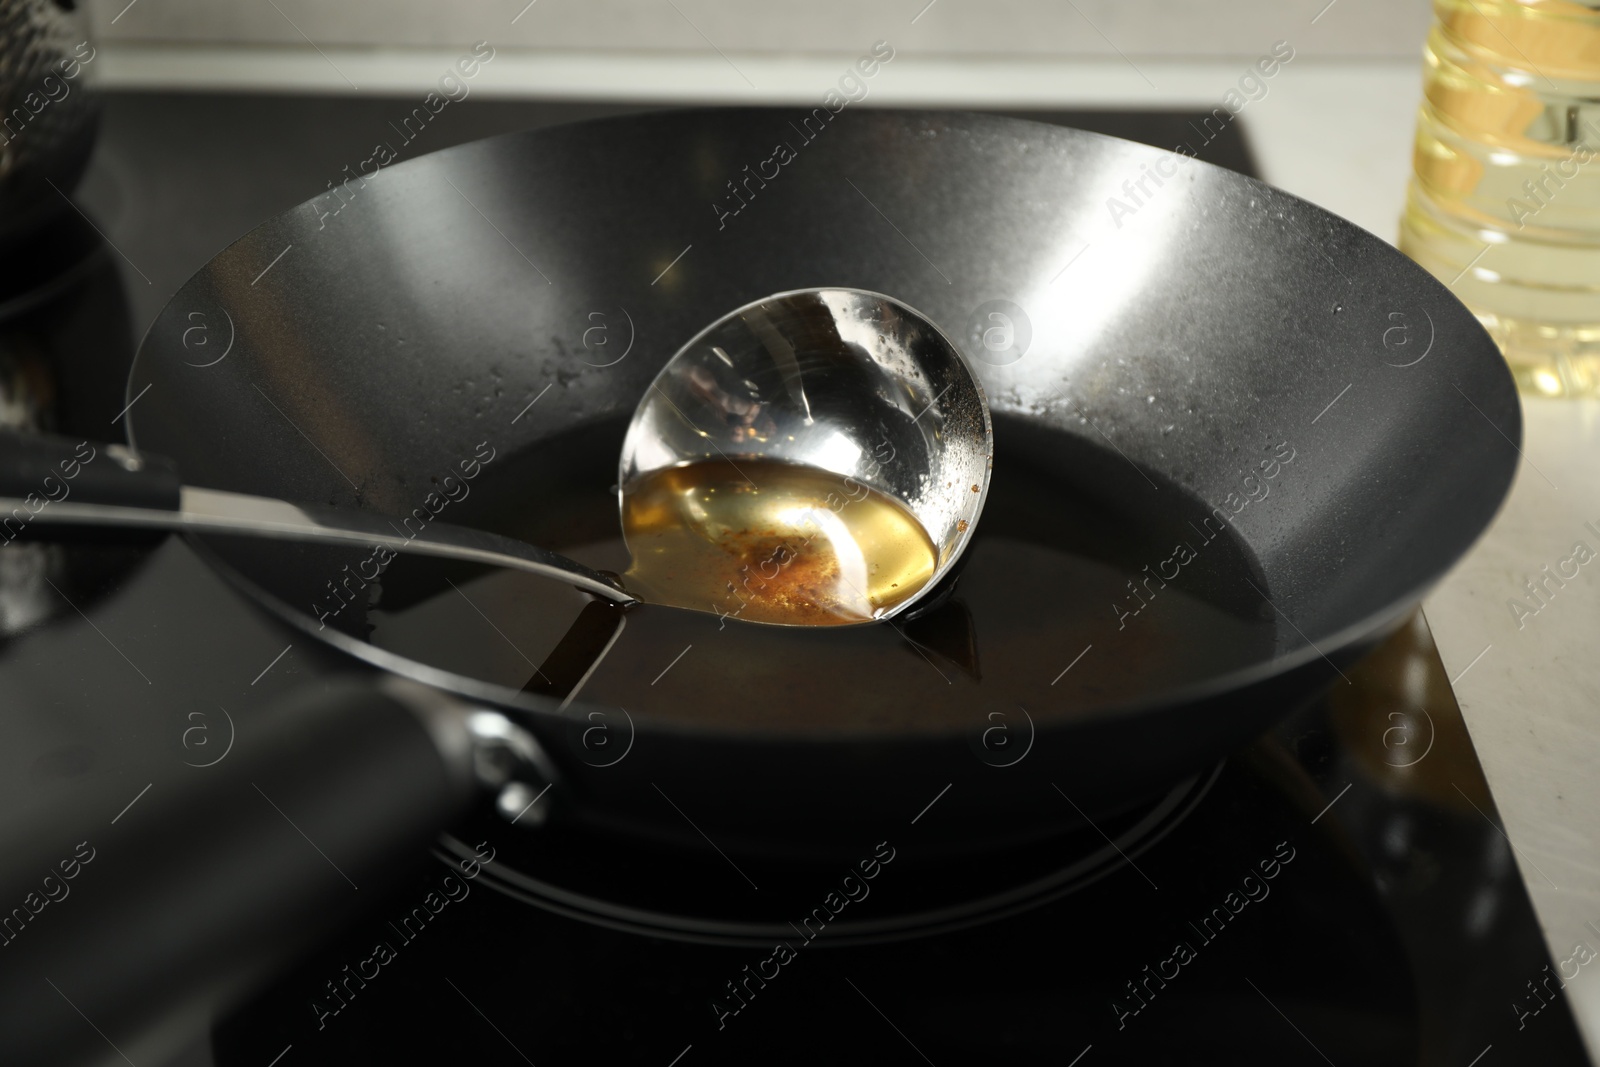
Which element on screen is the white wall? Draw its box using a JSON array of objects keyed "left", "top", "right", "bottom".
[{"left": 87, "top": 0, "right": 1431, "bottom": 59}]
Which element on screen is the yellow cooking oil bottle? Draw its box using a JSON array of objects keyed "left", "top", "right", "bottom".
[{"left": 1399, "top": 0, "right": 1600, "bottom": 397}]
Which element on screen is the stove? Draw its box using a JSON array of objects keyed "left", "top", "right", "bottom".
[{"left": 2, "top": 95, "right": 1586, "bottom": 1066}]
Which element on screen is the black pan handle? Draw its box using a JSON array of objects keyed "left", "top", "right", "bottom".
[
  {"left": 0, "top": 676, "right": 492, "bottom": 1067},
  {"left": 0, "top": 430, "right": 182, "bottom": 511}
]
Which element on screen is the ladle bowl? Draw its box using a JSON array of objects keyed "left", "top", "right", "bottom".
[{"left": 619, "top": 287, "right": 993, "bottom": 623}]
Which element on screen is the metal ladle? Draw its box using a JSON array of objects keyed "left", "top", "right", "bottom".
[{"left": 0, "top": 288, "right": 993, "bottom": 626}]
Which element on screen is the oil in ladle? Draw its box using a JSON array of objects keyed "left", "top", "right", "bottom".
[{"left": 618, "top": 459, "right": 938, "bottom": 626}]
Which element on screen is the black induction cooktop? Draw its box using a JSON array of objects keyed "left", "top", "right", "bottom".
[
  {"left": 0, "top": 96, "right": 1586, "bottom": 1066},
  {"left": 202, "top": 611, "right": 1582, "bottom": 1066}
]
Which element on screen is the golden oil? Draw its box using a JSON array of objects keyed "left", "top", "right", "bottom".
[
  {"left": 1398, "top": 0, "right": 1600, "bottom": 396},
  {"left": 619, "top": 458, "right": 938, "bottom": 626}
]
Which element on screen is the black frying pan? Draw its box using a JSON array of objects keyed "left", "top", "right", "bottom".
[
  {"left": 126, "top": 105, "right": 1517, "bottom": 848},
  {"left": 0, "top": 108, "right": 1518, "bottom": 1062}
]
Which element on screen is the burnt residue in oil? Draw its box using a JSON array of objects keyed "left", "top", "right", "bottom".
[{"left": 618, "top": 458, "right": 938, "bottom": 626}]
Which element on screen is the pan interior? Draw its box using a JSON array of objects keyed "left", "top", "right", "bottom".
[
  {"left": 125, "top": 109, "right": 1520, "bottom": 741},
  {"left": 193, "top": 410, "right": 1280, "bottom": 734}
]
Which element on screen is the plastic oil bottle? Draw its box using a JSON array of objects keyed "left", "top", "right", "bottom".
[{"left": 1399, "top": 0, "right": 1600, "bottom": 397}]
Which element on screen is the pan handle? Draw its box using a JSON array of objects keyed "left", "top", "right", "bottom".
[
  {"left": 0, "top": 675, "right": 546, "bottom": 1067},
  {"left": 0, "top": 430, "right": 182, "bottom": 512}
]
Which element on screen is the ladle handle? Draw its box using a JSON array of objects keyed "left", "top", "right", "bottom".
[
  {"left": 0, "top": 431, "right": 181, "bottom": 513},
  {"left": 0, "top": 677, "right": 484, "bottom": 1066},
  {"left": 0, "top": 430, "right": 637, "bottom": 606}
]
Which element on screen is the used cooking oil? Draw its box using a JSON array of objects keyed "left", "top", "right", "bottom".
[
  {"left": 618, "top": 458, "right": 938, "bottom": 626},
  {"left": 312, "top": 414, "right": 1281, "bottom": 730},
  {"left": 1398, "top": 0, "right": 1600, "bottom": 396}
]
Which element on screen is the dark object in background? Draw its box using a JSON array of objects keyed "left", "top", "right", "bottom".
[
  {"left": 0, "top": 0, "right": 101, "bottom": 253},
  {"left": 0, "top": 678, "right": 483, "bottom": 1067},
  {"left": 0, "top": 57, "right": 139, "bottom": 642},
  {"left": 0, "top": 71, "right": 141, "bottom": 636},
  {"left": 0, "top": 210, "right": 134, "bottom": 436},
  {"left": 0, "top": 0, "right": 128, "bottom": 437}
]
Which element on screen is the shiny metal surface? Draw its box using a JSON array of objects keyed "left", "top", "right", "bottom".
[
  {"left": 620, "top": 287, "right": 992, "bottom": 620},
  {"left": 0, "top": 485, "right": 636, "bottom": 603},
  {"left": 372, "top": 673, "right": 561, "bottom": 803}
]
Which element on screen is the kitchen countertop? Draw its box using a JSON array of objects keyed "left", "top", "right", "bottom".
[
  {"left": 1423, "top": 399, "right": 1600, "bottom": 1055},
  {"left": 83, "top": 45, "right": 1600, "bottom": 1059}
]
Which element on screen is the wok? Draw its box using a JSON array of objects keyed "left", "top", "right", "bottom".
[
  {"left": 127, "top": 104, "right": 1517, "bottom": 849},
  {"left": 0, "top": 108, "right": 1518, "bottom": 1062}
]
